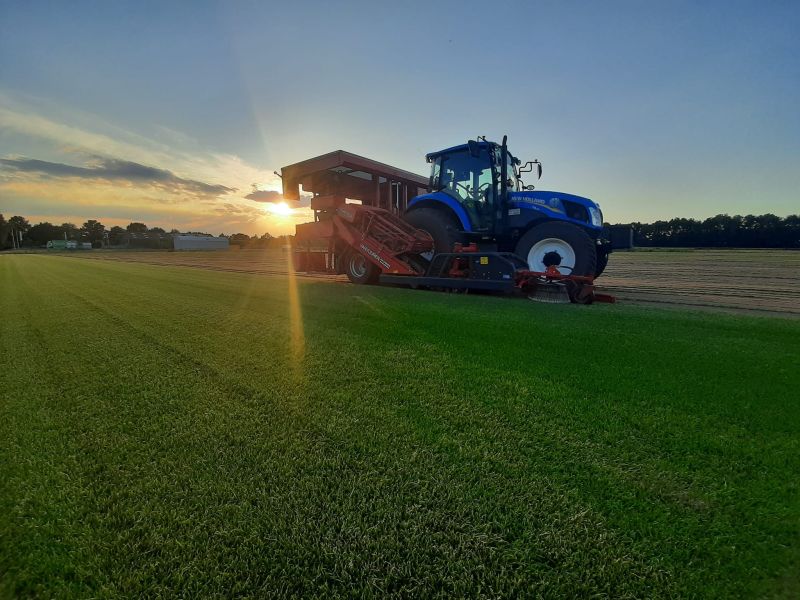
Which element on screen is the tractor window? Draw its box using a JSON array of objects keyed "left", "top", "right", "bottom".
[
  {"left": 493, "top": 147, "right": 519, "bottom": 192},
  {"left": 506, "top": 156, "right": 520, "bottom": 191},
  {"left": 429, "top": 159, "right": 441, "bottom": 192},
  {"left": 437, "top": 149, "right": 495, "bottom": 231}
]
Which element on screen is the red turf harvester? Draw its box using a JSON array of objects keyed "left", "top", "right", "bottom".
[{"left": 284, "top": 138, "right": 615, "bottom": 304}]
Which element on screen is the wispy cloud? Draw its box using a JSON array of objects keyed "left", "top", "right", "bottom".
[
  {"left": 0, "top": 156, "right": 234, "bottom": 197},
  {"left": 0, "top": 91, "right": 278, "bottom": 198},
  {"left": 0, "top": 91, "right": 300, "bottom": 234},
  {"left": 245, "top": 188, "right": 312, "bottom": 208},
  {"left": 245, "top": 189, "right": 282, "bottom": 203}
]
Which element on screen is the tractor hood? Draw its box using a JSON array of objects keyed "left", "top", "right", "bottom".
[{"left": 509, "top": 190, "right": 604, "bottom": 230}]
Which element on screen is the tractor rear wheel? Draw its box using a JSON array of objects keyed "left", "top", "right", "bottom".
[
  {"left": 344, "top": 252, "right": 380, "bottom": 284},
  {"left": 404, "top": 208, "right": 460, "bottom": 257},
  {"left": 515, "top": 222, "right": 597, "bottom": 277}
]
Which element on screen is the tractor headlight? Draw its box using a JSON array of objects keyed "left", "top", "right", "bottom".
[{"left": 588, "top": 206, "right": 603, "bottom": 227}]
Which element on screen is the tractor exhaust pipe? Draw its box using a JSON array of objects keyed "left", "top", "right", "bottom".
[{"left": 499, "top": 135, "right": 508, "bottom": 235}]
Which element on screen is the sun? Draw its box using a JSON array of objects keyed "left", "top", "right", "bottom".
[{"left": 266, "top": 201, "right": 293, "bottom": 216}]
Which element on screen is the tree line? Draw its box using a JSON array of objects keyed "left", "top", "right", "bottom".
[
  {"left": 628, "top": 213, "right": 800, "bottom": 248},
  {"left": 0, "top": 215, "right": 293, "bottom": 250},
  {"left": 2, "top": 212, "right": 799, "bottom": 250}
]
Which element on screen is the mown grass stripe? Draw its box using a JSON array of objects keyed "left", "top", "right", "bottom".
[{"left": 2, "top": 255, "right": 798, "bottom": 597}]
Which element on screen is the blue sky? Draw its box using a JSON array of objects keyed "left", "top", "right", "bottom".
[{"left": 1, "top": 0, "right": 798, "bottom": 234}]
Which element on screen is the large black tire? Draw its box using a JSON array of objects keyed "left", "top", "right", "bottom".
[
  {"left": 594, "top": 250, "right": 609, "bottom": 278},
  {"left": 404, "top": 208, "right": 460, "bottom": 254},
  {"left": 344, "top": 252, "right": 380, "bottom": 284},
  {"left": 515, "top": 221, "right": 597, "bottom": 277}
]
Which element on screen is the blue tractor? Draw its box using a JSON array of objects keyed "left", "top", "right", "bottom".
[{"left": 404, "top": 136, "right": 611, "bottom": 278}]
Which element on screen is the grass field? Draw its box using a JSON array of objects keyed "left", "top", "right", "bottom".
[{"left": 2, "top": 254, "right": 799, "bottom": 597}]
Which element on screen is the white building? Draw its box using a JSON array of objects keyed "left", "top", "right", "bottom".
[{"left": 172, "top": 235, "right": 229, "bottom": 251}]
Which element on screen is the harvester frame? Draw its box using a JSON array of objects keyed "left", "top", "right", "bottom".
[{"left": 284, "top": 138, "right": 615, "bottom": 304}]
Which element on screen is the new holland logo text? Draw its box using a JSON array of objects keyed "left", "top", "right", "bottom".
[{"left": 359, "top": 244, "right": 391, "bottom": 269}]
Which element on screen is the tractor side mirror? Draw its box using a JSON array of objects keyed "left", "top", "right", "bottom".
[
  {"left": 519, "top": 160, "right": 543, "bottom": 180},
  {"left": 467, "top": 140, "right": 481, "bottom": 158}
]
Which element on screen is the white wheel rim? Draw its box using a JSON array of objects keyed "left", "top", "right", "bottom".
[
  {"left": 349, "top": 255, "right": 367, "bottom": 278},
  {"left": 527, "top": 238, "right": 576, "bottom": 272}
]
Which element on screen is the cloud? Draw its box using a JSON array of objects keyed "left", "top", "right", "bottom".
[
  {"left": 0, "top": 91, "right": 300, "bottom": 234},
  {"left": 0, "top": 156, "right": 234, "bottom": 197},
  {"left": 245, "top": 189, "right": 282, "bottom": 203},
  {"left": 245, "top": 187, "right": 313, "bottom": 208},
  {"left": 0, "top": 92, "right": 279, "bottom": 196}
]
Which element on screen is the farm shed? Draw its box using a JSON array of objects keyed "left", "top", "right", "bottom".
[
  {"left": 172, "top": 235, "right": 229, "bottom": 251},
  {"left": 46, "top": 240, "right": 90, "bottom": 250}
]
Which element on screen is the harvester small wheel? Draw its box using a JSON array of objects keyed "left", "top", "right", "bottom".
[
  {"left": 345, "top": 252, "right": 380, "bottom": 285},
  {"left": 404, "top": 208, "right": 460, "bottom": 256},
  {"left": 516, "top": 222, "right": 597, "bottom": 278}
]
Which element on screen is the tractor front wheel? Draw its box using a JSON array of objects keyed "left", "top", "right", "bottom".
[{"left": 515, "top": 222, "right": 597, "bottom": 277}]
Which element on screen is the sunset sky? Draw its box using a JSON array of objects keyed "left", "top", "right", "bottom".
[{"left": 1, "top": 1, "right": 798, "bottom": 236}]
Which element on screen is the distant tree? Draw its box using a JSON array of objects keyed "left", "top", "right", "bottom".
[
  {"left": 5, "top": 216, "right": 31, "bottom": 248},
  {"left": 61, "top": 223, "right": 79, "bottom": 240},
  {"left": 629, "top": 213, "right": 800, "bottom": 248},
  {"left": 108, "top": 226, "right": 126, "bottom": 246},
  {"left": 267, "top": 234, "right": 294, "bottom": 249},
  {"left": 0, "top": 214, "right": 11, "bottom": 249},
  {"left": 229, "top": 233, "right": 250, "bottom": 247},
  {"left": 785, "top": 215, "right": 800, "bottom": 248},
  {"left": 126, "top": 222, "right": 148, "bottom": 233},
  {"left": 170, "top": 229, "right": 181, "bottom": 235},
  {"left": 26, "top": 222, "right": 64, "bottom": 246},
  {"left": 8, "top": 216, "right": 30, "bottom": 233},
  {"left": 246, "top": 232, "right": 275, "bottom": 248},
  {"left": 81, "top": 220, "right": 106, "bottom": 244},
  {"left": 149, "top": 226, "right": 166, "bottom": 234}
]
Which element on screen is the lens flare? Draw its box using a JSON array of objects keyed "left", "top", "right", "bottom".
[
  {"left": 266, "top": 201, "right": 293, "bottom": 216},
  {"left": 286, "top": 239, "right": 305, "bottom": 379}
]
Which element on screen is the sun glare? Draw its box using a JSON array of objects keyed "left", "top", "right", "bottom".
[{"left": 266, "top": 201, "right": 293, "bottom": 216}]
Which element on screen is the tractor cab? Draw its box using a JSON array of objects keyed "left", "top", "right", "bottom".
[{"left": 425, "top": 140, "right": 516, "bottom": 233}]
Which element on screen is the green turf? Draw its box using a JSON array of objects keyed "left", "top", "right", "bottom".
[{"left": 1, "top": 255, "right": 798, "bottom": 598}]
